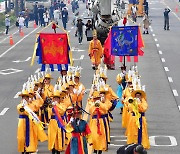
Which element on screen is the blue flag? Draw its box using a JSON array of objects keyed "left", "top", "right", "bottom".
[{"left": 111, "top": 26, "right": 138, "bottom": 56}]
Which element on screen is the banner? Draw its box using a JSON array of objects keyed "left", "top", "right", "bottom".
[
  {"left": 36, "top": 33, "right": 70, "bottom": 64},
  {"left": 111, "top": 26, "right": 138, "bottom": 56}
]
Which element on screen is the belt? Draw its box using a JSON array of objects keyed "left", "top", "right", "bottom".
[
  {"left": 92, "top": 114, "right": 108, "bottom": 119},
  {"left": 132, "top": 112, "right": 145, "bottom": 116}
]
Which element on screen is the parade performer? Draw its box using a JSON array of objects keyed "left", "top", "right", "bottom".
[
  {"left": 127, "top": 90, "right": 150, "bottom": 149},
  {"left": 42, "top": 73, "right": 54, "bottom": 124},
  {"left": 88, "top": 30, "right": 103, "bottom": 70},
  {"left": 99, "top": 70, "right": 119, "bottom": 121},
  {"left": 48, "top": 90, "right": 67, "bottom": 153},
  {"left": 89, "top": 91, "right": 112, "bottom": 154},
  {"left": 17, "top": 89, "right": 47, "bottom": 153},
  {"left": 73, "top": 71, "right": 85, "bottom": 108},
  {"left": 116, "top": 66, "right": 127, "bottom": 114},
  {"left": 65, "top": 108, "right": 92, "bottom": 154},
  {"left": 121, "top": 79, "right": 134, "bottom": 129}
]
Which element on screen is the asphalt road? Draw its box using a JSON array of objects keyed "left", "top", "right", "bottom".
[{"left": 0, "top": 0, "right": 180, "bottom": 153}]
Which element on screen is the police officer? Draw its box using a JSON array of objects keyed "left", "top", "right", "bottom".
[
  {"left": 164, "top": 8, "right": 171, "bottom": 30},
  {"left": 61, "top": 7, "right": 69, "bottom": 30}
]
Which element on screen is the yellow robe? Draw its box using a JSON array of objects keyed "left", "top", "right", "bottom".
[
  {"left": 122, "top": 88, "right": 133, "bottom": 128},
  {"left": 127, "top": 98, "right": 150, "bottom": 149},
  {"left": 17, "top": 100, "right": 47, "bottom": 152},
  {"left": 48, "top": 103, "right": 67, "bottom": 151},
  {"left": 89, "top": 100, "right": 111, "bottom": 151},
  {"left": 74, "top": 82, "right": 85, "bottom": 107},
  {"left": 44, "top": 84, "right": 54, "bottom": 99},
  {"left": 88, "top": 39, "right": 103, "bottom": 65}
]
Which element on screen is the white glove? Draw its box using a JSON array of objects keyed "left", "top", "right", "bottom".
[
  {"left": 70, "top": 117, "right": 74, "bottom": 123},
  {"left": 136, "top": 98, "right": 140, "bottom": 102},
  {"left": 22, "top": 99, "right": 27, "bottom": 107},
  {"left": 35, "top": 91, "right": 41, "bottom": 99},
  {"left": 52, "top": 101, "right": 57, "bottom": 106},
  {"left": 73, "top": 89, "right": 77, "bottom": 94}
]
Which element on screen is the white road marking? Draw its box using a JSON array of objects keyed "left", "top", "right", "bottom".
[
  {"left": 13, "top": 56, "right": 31, "bottom": 63},
  {"left": 168, "top": 77, "right": 173, "bottom": 83},
  {"left": 0, "top": 26, "right": 40, "bottom": 58},
  {"left": 0, "top": 68, "right": 23, "bottom": 75},
  {"left": 154, "top": 38, "right": 158, "bottom": 42},
  {"left": 156, "top": 44, "right": 160, "bottom": 47},
  {"left": 14, "top": 91, "right": 21, "bottom": 98},
  {"left": 178, "top": 106, "right": 180, "bottom": 111},
  {"left": 173, "top": 90, "right": 178, "bottom": 96},
  {"left": 0, "top": 108, "right": 9, "bottom": 115},
  {"left": 172, "top": 12, "right": 180, "bottom": 21},
  {"left": 161, "top": 58, "right": 165, "bottom": 62},
  {"left": 72, "top": 48, "right": 85, "bottom": 52},
  {"left": 68, "top": 30, "right": 71, "bottom": 33},
  {"left": 71, "top": 27, "right": 74, "bottom": 29},
  {"left": 150, "top": 29, "right": 153, "bottom": 32},
  {"left": 80, "top": 55, "right": 84, "bottom": 59},
  {"left": 0, "top": 21, "right": 34, "bottom": 44},
  {"left": 159, "top": 50, "right": 163, "bottom": 54},
  {"left": 164, "top": 67, "right": 169, "bottom": 72},
  {"left": 152, "top": 34, "right": 155, "bottom": 37}
]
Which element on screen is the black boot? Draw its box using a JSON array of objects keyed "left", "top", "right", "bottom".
[
  {"left": 146, "top": 31, "right": 149, "bottom": 34},
  {"left": 98, "top": 150, "right": 102, "bottom": 154},
  {"left": 57, "top": 151, "right": 61, "bottom": 154},
  {"left": 94, "top": 150, "right": 97, "bottom": 153},
  {"left": 52, "top": 148, "right": 56, "bottom": 154}
]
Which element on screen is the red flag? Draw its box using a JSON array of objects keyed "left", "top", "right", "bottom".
[
  {"left": 134, "top": 56, "right": 138, "bottom": 62},
  {"left": 138, "top": 27, "right": 144, "bottom": 56},
  {"left": 127, "top": 56, "right": 131, "bottom": 62},
  {"left": 40, "top": 33, "right": 69, "bottom": 64},
  {"left": 103, "top": 30, "right": 115, "bottom": 65},
  {"left": 119, "top": 56, "right": 123, "bottom": 62}
]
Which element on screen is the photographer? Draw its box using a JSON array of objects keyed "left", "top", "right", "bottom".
[{"left": 117, "top": 144, "right": 147, "bottom": 154}]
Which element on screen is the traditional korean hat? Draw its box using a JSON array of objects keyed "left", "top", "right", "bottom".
[
  {"left": 93, "top": 29, "right": 97, "bottom": 36},
  {"left": 116, "top": 74, "right": 123, "bottom": 84},
  {"left": 131, "top": 89, "right": 146, "bottom": 99},
  {"left": 19, "top": 83, "right": 31, "bottom": 97},
  {"left": 19, "top": 90, "right": 31, "bottom": 97},
  {"left": 45, "top": 73, "right": 53, "bottom": 79},
  {"left": 92, "top": 91, "right": 101, "bottom": 99},
  {"left": 68, "top": 80, "right": 75, "bottom": 86},
  {"left": 74, "top": 71, "right": 81, "bottom": 78}
]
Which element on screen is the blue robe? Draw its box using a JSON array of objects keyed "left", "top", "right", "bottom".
[{"left": 116, "top": 84, "right": 123, "bottom": 108}]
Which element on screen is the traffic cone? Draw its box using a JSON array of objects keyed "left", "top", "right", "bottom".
[
  {"left": 33, "top": 21, "right": 37, "bottom": 28},
  {"left": 20, "top": 30, "right": 24, "bottom": 37},
  {"left": 9, "top": 35, "right": 14, "bottom": 45},
  {"left": 176, "top": 6, "right": 178, "bottom": 12}
]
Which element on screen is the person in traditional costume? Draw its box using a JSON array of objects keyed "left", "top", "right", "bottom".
[
  {"left": 65, "top": 108, "right": 92, "bottom": 154},
  {"left": 121, "top": 79, "right": 134, "bottom": 129},
  {"left": 42, "top": 73, "right": 54, "bottom": 124},
  {"left": 127, "top": 90, "right": 150, "bottom": 149},
  {"left": 48, "top": 90, "right": 67, "bottom": 154},
  {"left": 99, "top": 71, "right": 119, "bottom": 121},
  {"left": 88, "top": 91, "right": 112, "bottom": 154},
  {"left": 88, "top": 30, "right": 103, "bottom": 70},
  {"left": 73, "top": 71, "right": 85, "bottom": 108},
  {"left": 116, "top": 66, "right": 127, "bottom": 114},
  {"left": 17, "top": 89, "right": 47, "bottom": 153}
]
